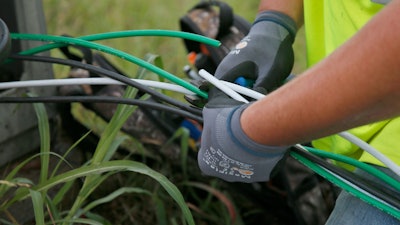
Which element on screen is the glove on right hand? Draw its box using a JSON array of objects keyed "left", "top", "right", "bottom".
[
  {"left": 215, "top": 11, "right": 297, "bottom": 93},
  {"left": 199, "top": 98, "right": 288, "bottom": 183}
]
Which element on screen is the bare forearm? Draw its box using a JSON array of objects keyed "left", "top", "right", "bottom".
[
  {"left": 241, "top": 0, "right": 400, "bottom": 146},
  {"left": 257, "top": 0, "right": 304, "bottom": 27}
]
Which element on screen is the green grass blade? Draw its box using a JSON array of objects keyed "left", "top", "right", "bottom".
[
  {"left": 162, "top": 127, "right": 190, "bottom": 178},
  {"left": 51, "top": 130, "right": 92, "bottom": 178},
  {"left": 153, "top": 195, "right": 167, "bottom": 225},
  {"left": 53, "top": 218, "right": 106, "bottom": 225},
  {"left": 0, "top": 218, "right": 17, "bottom": 225},
  {"left": 83, "top": 187, "right": 152, "bottom": 213},
  {"left": 79, "top": 212, "right": 113, "bottom": 225},
  {"left": 0, "top": 154, "right": 39, "bottom": 196},
  {"left": 103, "top": 135, "right": 127, "bottom": 162},
  {"left": 186, "top": 182, "right": 237, "bottom": 224},
  {"left": 67, "top": 56, "right": 152, "bottom": 221},
  {"left": 51, "top": 180, "right": 75, "bottom": 206},
  {"left": 29, "top": 189, "right": 45, "bottom": 225},
  {"left": 91, "top": 53, "right": 163, "bottom": 164},
  {"left": 8, "top": 160, "right": 194, "bottom": 225},
  {"left": 0, "top": 152, "right": 70, "bottom": 210},
  {"left": 45, "top": 194, "right": 61, "bottom": 223},
  {"left": 72, "top": 87, "right": 138, "bottom": 218},
  {"left": 138, "top": 53, "right": 161, "bottom": 79},
  {"left": 30, "top": 95, "right": 51, "bottom": 184},
  {"left": 67, "top": 54, "right": 166, "bottom": 219}
]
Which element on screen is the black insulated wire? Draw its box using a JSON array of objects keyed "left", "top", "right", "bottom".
[
  {"left": 8, "top": 54, "right": 203, "bottom": 117},
  {"left": 0, "top": 95, "right": 203, "bottom": 123},
  {"left": 0, "top": 18, "right": 11, "bottom": 63},
  {"left": 292, "top": 147, "right": 400, "bottom": 210}
]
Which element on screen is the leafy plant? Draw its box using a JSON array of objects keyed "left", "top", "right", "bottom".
[{"left": 0, "top": 55, "right": 198, "bottom": 225}]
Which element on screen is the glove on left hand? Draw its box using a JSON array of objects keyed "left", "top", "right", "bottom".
[{"left": 214, "top": 10, "right": 297, "bottom": 93}]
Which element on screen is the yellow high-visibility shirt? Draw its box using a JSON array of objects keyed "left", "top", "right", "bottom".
[{"left": 303, "top": 0, "right": 400, "bottom": 167}]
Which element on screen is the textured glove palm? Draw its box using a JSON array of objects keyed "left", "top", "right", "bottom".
[{"left": 198, "top": 11, "right": 297, "bottom": 183}]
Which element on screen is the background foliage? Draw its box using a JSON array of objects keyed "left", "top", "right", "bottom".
[{"left": 42, "top": 0, "right": 306, "bottom": 78}]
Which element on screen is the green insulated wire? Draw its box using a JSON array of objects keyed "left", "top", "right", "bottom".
[
  {"left": 14, "top": 30, "right": 220, "bottom": 59},
  {"left": 301, "top": 146, "right": 400, "bottom": 192},
  {"left": 11, "top": 31, "right": 221, "bottom": 98},
  {"left": 291, "top": 151, "right": 400, "bottom": 220}
]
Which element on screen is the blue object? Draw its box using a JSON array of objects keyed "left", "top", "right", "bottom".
[
  {"left": 181, "top": 119, "right": 202, "bottom": 141},
  {"left": 234, "top": 77, "right": 254, "bottom": 88}
]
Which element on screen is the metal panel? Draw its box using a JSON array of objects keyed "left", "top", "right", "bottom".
[{"left": 0, "top": 0, "right": 56, "bottom": 167}]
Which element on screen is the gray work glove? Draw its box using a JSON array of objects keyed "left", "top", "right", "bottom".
[
  {"left": 198, "top": 11, "right": 297, "bottom": 182},
  {"left": 215, "top": 10, "right": 297, "bottom": 93},
  {"left": 199, "top": 99, "right": 288, "bottom": 182}
]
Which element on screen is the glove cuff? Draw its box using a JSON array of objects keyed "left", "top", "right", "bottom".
[
  {"left": 253, "top": 11, "right": 297, "bottom": 40},
  {"left": 228, "top": 104, "right": 288, "bottom": 156}
]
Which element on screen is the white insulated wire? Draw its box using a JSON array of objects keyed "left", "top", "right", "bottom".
[
  {"left": 222, "top": 81, "right": 265, "bottom": 100},
  {"left": 198, "top": 69, "right": 400, "bottom": 177},
  {"left": 339, "top": 132, "right": 400, "bottom": 177},
  {"left": 198, "top": 69, "right": 249, "bottom": 103},
  {"left": 0, "top": 76, "right": 265, "bottom": 100},
  {"left": 321, "top": 162, "right": 398, "bottom": 209},
  {"left": 0, "top": 78, "right": 195, "bottom": 95},
  {"left": 2, "top": 69, "right": 398, "bottom": 176}
]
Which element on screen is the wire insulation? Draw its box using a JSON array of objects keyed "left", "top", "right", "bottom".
[
  {"left": 222, "top": 81, "right": 265, "bottom": 100},
  {"left": 9, "top": 54, "right": 202, "bottom": 116},
  {"left": 338, "top": 131, "right": 400, "bottom": 177},
  {"left": 292, "top": 148, "right": 400, "bottom": 219},
  {"left": 13, "top": 30, "right": 220, "bottom": 59},
  {"left": 294, "top": 146, "right": 400, "bottom": 206},
  {"left": 11, "top": 33, "right": 208, "bottom": 98},
  {"left": 296, "top": 144, "right": 400, "bottom": 192},
  {"left": 198, "top": 69, "right": 249, "bottom": 103},
  {"left": 0, "top": 77, "right": 195, "bottom": 95},
  {"left": 0, "top": 95, "right": 203, "bottom": 123}
]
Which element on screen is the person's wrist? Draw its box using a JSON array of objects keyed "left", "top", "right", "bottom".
[
  {"left": 253, "top": 11, "right": 297, "bottom": 41},
  {"left": 229, "top": 104, "right": 288, "bottom": 156}
]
